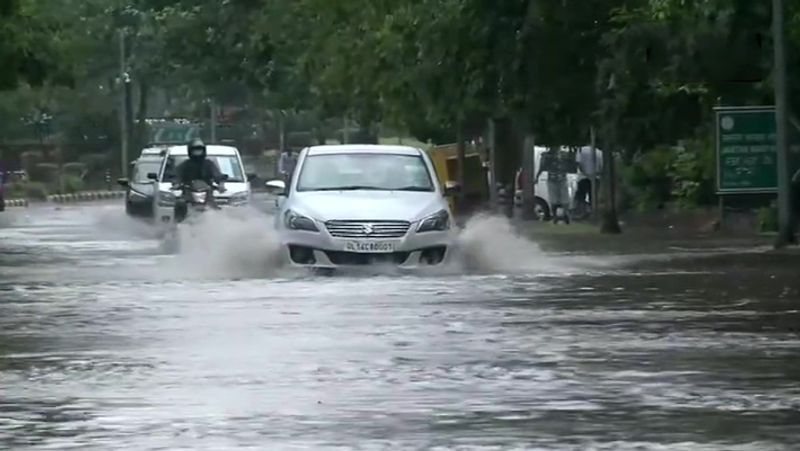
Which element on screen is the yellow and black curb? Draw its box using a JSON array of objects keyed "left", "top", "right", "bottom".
[
  {"left": 3, "top": 199, "right": 29, "bottom": 208},
  {"left": 46, "top": 191, "right": 126, "bottom": 203}
]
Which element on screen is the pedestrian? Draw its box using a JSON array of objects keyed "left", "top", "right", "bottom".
[
  {"left": 278, "top": 147, "right": 297, "bottom": 186},
  {"left": 575, "top": 145, "right": 603, "bottom": 208},
  {"left": 535, "top": 147, "right": 570, "bottom": 224}
]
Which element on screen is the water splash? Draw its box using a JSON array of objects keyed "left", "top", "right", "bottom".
[
  {"left": 169, "top": 207, "right": 286, "bottom": 279},
  {"left": 451, "top": 214, "right": 562, "bottom": 275}
]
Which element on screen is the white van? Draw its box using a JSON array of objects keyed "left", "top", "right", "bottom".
[
  {"left": 150, "top": 144, "right": 253, "bottom": 223},
  {"left": 516, "top": 146, "right": 598, "bottom": 219}
]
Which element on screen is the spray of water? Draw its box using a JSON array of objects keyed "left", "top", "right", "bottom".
[
  {"left": 450, "top": 214, "right": 566, "bottom": 275},
  {"left": 168, "top": 207, "right": 287, "bottom": 279}
]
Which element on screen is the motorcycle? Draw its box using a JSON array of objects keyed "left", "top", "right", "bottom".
[
  {"left": 161, "top": 180, "right": 223, "bottom": 253},
  {"left": 173, "top": 179, "right": 222, "bottom": 224}
]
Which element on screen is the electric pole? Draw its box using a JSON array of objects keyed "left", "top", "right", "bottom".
[{"left": 119, "top": 29, "right": 130, "bottom": 178}]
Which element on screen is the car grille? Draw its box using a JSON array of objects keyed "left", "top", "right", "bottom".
[
  {"left": 325, "top": 251, "right": 410, "bottom": 265},
  {"left": 325, "top": 220, "right": 411, "bottom": 239}
]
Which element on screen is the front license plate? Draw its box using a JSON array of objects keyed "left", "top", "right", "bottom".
[{"left": 344, "top": 241, "right": 395, "bottom": 253}]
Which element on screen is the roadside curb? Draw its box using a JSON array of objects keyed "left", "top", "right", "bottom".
[
  {"left": 3, "top": 199, "right": 29, "bottom": 208},
  {"left": 47, "top": 191, "right": 126, "bottom": 203}
]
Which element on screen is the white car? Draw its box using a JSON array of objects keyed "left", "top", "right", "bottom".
[
  {"left": 268, "top": 145, "right": 457, "bottom": 268},
  {"left": 150, "top": 144, "right": 254, "bottom": 224}
]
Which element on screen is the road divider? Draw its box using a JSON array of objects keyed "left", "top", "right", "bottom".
[
  {"left": 47, "top": 191, "right": 126, "bottom": 203},
  {"left": 3, "top": 199, "right": 29, "bottom": 208}
]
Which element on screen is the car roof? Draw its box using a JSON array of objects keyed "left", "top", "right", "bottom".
[
  {"left": 306, "top": 145, "right": 423, "bottom": 156},
  {"left": 135, "top": 156, "right": 163, "bottom": 163},
  {"left": 140, "top": 147, "right": 168, "bottom": 155},
  {"left": 166, "top": 144, "right": 240, "bottom": 156}
]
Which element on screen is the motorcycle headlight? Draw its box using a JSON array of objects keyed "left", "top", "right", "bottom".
[
  {"left": 417, "top": 209, "right": 451, "bottom": 233},
  {"left": 229, "top": 191, "right": 249, "bottom": 205},
  {"left": 284, "top": 210, "right": 319, "bottom": 232},
  {"left": 158, "top": 191, "right": 176, "bottom": 206}
]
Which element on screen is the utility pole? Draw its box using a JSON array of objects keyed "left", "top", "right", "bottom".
[
  {"left": 119, "top": 29, "right": 129, "bottom": 178},
  {"left": 487, "top": 118, "right": 498, "bottom": 212},
  {"left": 773, "top": 0, "right": 796, "bottom": 247}
]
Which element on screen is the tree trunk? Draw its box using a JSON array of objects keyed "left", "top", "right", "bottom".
[
  {"left": 494, "top": 117, "right": 520, "bottom": 218},
  {"left": 520, "top": 133, "right": 536, "bottom": 220},
  {"left": 600, "top": 145, "right": 622, "bottom": 234}
]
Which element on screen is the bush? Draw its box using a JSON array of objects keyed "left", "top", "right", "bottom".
[
  {"left": 669, "top": 138, "right": 716, "bottom": 208},
  {"left": 7, "top": 181, "right": 49, "bottom": 200},
  {"left": 757, "top": 204, "right": 778, "bottom": 232},
  {"left": 622, "top": 137, "right": 717, "bottom": 212},
  {"left": 62, "top": 175, "right": 85, "bottom": 194}
]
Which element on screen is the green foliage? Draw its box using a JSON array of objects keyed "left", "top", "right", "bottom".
[
  {"left": 7, "top": 181, "right": 49, "bottom": 200},
  {"left": 758, "top": 203, "right": 779, "bottom": 232},
  {"left": 624, "top": 138, "right": 717, "bottom": 211},
  {"left": 62, "top": 174, "right": 85, "bottom": 194}
]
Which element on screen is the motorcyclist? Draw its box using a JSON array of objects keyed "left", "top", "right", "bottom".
[
  {"left": 176, "top": 138, "right": 227, "bottom": 191},
  {"left": 173, "top": 138, "right": 225, "bottom": 221}
]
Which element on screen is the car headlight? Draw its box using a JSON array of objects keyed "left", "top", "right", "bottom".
[
  {"left": 284, "top": 210, "right": 319, "bottom": 232},
  {"left": 129, "top": 190, "right": 149, "bottom": 200},
  {"left": 158, "top": 191, "right": 176, "bottom": 206},
  {"left": 229, "top": 191, "right": 249, "bottom": 205},
  {"left": 417, "top": 209, "right": 451, "bottom": 232}
]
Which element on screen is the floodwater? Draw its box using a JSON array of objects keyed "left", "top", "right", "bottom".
[{"left": 1, "top": 203, "right": 799, "bottom": 450}]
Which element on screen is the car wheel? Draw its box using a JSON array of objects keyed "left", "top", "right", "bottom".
[{"left": 534, "top": 198, "right": 551, "bottom": 221}]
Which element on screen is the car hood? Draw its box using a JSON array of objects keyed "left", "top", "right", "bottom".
[{"left": 293, "top": 191, "right": 446, "bottom": 222}]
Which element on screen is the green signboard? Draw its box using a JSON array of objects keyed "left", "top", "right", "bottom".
[{"left": 715, "top": 106, "right": 800, "bottom": 194}]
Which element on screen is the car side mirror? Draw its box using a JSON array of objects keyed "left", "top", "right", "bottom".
[
  {"left": 265, "top": 179, "right": 287, "bottom": 195},
  {"left": 220, "top": 174, "right": 230, "bottom": 181},
  {"left": 117, "top": 178, "right": 130, "bottom": 188},
  {"left": 444, "top": 181, "right": 461, "bottom": 196},
  {"left": 147, "top": 173, "right": 158, "bottom": 180}
]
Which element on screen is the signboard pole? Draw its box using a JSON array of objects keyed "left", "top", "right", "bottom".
[{"left": 773, "top": 0, "right": 796, "bottom": 246}]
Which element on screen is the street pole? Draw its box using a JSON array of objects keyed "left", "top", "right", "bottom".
[
  {"left": 773, "top": 0, "right": 796, "bottom": 247},
  {"left": 119, "top": 29, "right": 129, "bottom": 178},
  {"left": 487, "top": 118, "right": 498, "bottom": 212}
]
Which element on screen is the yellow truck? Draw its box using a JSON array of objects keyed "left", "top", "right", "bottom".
[{"left": 425, "top": 143, "right": 488, "bottom": 214}]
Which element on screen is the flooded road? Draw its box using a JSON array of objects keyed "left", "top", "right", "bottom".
[{"left": 1, "top": 204, "right": 799, "bottom": 450}]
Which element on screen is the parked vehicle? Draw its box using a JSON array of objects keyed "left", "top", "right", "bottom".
[
  {"left": 515, "top": 146, "right": 596, "bottom": 220},
  {"left": 267, "top": 145, "right": 457, "bottom": 269}
]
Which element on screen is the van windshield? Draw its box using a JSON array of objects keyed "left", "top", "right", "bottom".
[{"left": 160, "top": 155, "right": 245, "bottom": 182}]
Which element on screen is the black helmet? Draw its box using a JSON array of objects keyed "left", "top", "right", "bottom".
[{"left": 187, "top": 138, "right": 206, "bottom": 161}]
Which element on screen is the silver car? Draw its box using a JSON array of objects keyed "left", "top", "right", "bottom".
[{"left": 269, "top": 145, "right": 457, "bottom": 268}]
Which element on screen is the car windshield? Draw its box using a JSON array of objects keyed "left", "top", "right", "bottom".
[
  {"left": 160, "top": 155, "right": 245, "bottom": 182},
  {"left": 132, "top": 160, "right": 162, "bottom": 183},
  {"left": 297, "top": 153, "right": 434, "bottom": 192}
]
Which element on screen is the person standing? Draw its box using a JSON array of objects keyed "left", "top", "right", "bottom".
[
  {"left": 575, "top": 145, "right": 603, "bottom": 208},
  {"left": 278, "top": 147, "right": 297, "bottom": 186},
  {"left": 536, "top": 147, "right": 570, "bottom": 224}
]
